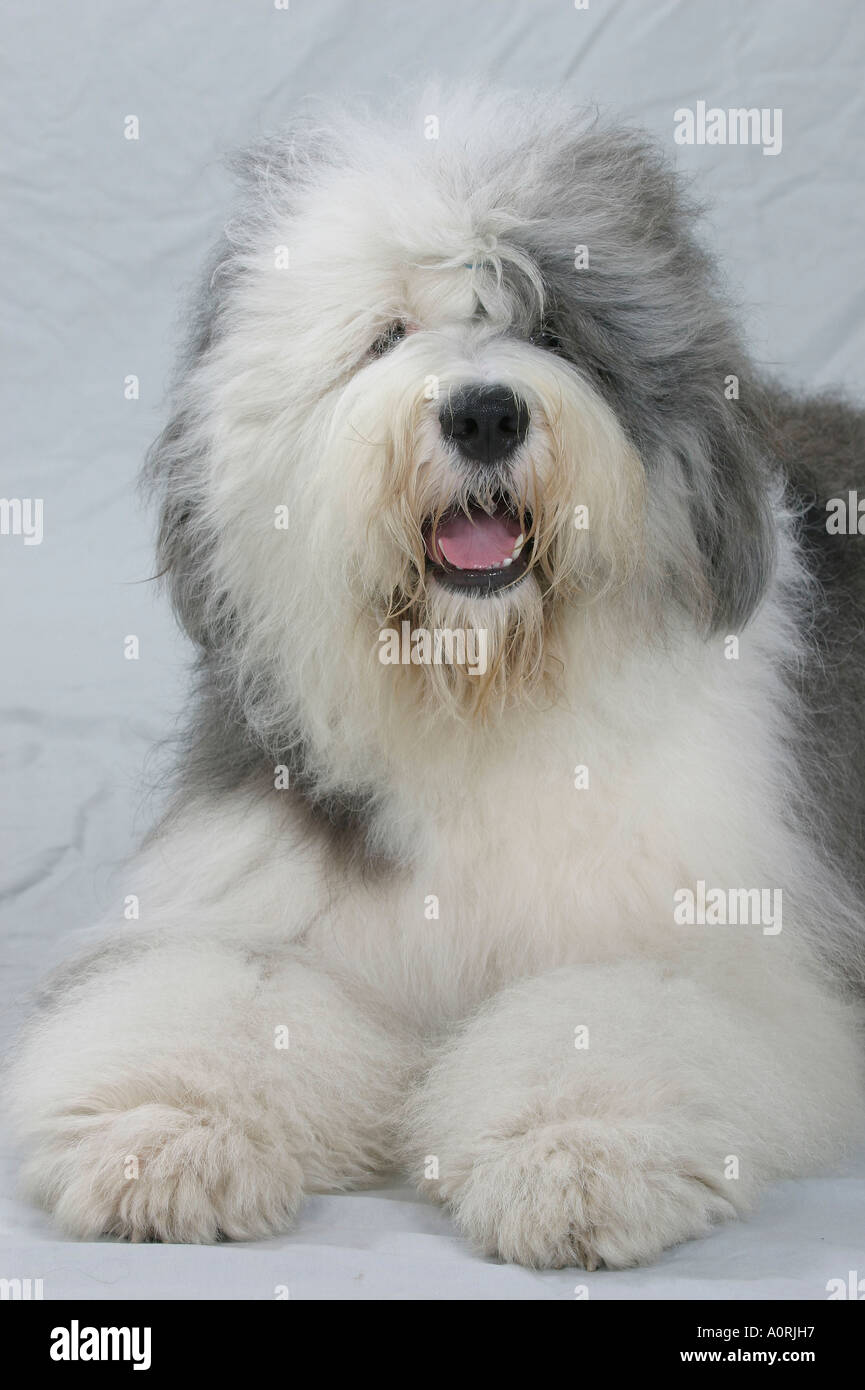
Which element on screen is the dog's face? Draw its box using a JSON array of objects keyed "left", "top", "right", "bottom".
[
  {"left": 151, "top": 92, "right": 775, "bottom": 772},
  {"left": 298, "top": 223, "right": 648, "bottom": 712}
]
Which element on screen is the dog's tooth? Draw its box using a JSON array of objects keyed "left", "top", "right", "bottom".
[
  {"left": 502, "top": 557, "right": 512, "bottom": 567},
  {"left": 511, "top": 534, "right": 525, "bottom": 559}
]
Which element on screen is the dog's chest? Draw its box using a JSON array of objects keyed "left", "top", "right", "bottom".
[
  {"left": 314, "top": 714, "right": 764, "bottom": 1021},
  {"left": 306, "top": 626, "right": 792, "bottom": 1023}
]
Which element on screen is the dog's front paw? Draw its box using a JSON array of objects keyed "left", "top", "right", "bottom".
[
  {"left": 424, "top": 1117, "right": 738, "bottom": 1269},
  {"left": 23, "top": 1101, "right": 303, "bottom": 1243}
]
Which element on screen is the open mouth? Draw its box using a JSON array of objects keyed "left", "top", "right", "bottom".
[{"left": 423, "top": 499, "right": 533, "bottom": 594}]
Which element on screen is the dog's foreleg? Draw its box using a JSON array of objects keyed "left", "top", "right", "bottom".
[
  {"left": 7, "top": 857, "right": 412, "bottom": 1243},
  {"left": 405, "top": 956, "right": 863, "bottom": 1268}
]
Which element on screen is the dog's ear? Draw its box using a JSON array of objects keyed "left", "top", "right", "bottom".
[
  {"left": 144, "top": 122, "right": 339, "bottom": 648},
  {"left": 144, "top": 404, "right": 215, "bottom": 648},
  {"left": 676, "top": 387, "right": 777, "bottom": 634},
  {"left": 518, "top": 122, "right": 778, "bottom": 634},
  {"left": 142, "top": 223, "right": 233, "bottom": 648}
]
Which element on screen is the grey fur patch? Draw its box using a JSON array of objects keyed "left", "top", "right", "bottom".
[
  {"left": 174, "top": 674, "right": 388, "bottom": 876},
  {"left": 499, "top": 122, "right": 776, "bottom": 631},
  {"left": 771, "top": 386, "right": 865, "bottom": 899}
]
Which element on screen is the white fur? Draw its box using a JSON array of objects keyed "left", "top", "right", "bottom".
[{"left": 6, "top": 92, "right": 864, "bottom": 1267}]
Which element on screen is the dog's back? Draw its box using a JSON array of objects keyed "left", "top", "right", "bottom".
[{"left": 772, "top": 387, "right": 865, "bottom": 902}]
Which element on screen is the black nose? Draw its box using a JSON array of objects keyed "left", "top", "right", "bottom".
[{"left": 439, "top": 385, "right": 529, "bottom": 466}]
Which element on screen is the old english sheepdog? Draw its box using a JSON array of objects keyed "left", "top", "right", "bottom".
[{"left": 7, "top": 90, "right": 865, "bottom": 1270}]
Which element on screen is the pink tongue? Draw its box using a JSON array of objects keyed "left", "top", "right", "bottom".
[{"left": 429, "top": 510, "right": 522, "bottom": 570}]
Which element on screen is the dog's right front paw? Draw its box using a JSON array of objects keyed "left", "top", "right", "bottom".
[
  {"left": 421, "top": 1116, "right": 740, "bottom": 1269},
  {"left": 22, "top": 1101, "right": 303, "bottom": 1243}
]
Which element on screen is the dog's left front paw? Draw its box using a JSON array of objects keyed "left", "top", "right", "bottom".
[
  {"left": 21, "top": 1100, "right": 304, "bottom": 1243},
  {"left": 424, "top": 1117, "right": 739, "bottom": 1269}
]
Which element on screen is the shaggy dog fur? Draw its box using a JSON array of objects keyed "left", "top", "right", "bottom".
[{"left": 6, "top": 89, "right": 865, "bottom": 1269}]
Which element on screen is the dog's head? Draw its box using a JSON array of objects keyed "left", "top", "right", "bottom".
[{"left": 149, "top": 90, "right": 775, "bottom": 780}]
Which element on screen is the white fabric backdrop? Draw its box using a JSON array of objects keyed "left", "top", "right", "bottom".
[{"left": 2, "top": 0, "right": 864, "bottom": 1300}]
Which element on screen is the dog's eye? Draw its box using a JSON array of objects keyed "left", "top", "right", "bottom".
[
  {"left": 529, "top": 327, "right": 560, "bottom": 352},
  {"left": 370, "top": 320, "right": 408, "bottom": 356}
]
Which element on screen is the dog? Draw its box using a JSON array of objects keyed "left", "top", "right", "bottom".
[{"left": 6, "top": 88, "right": 865, "bottom": 1270}]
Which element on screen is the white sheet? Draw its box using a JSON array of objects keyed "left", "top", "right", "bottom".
[
  {"left": 2, "top": 0, "right": 864, "bottom": 1300},
  {"left": 2, "top": 1158, "right": 864, "bottom": 1300}
]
